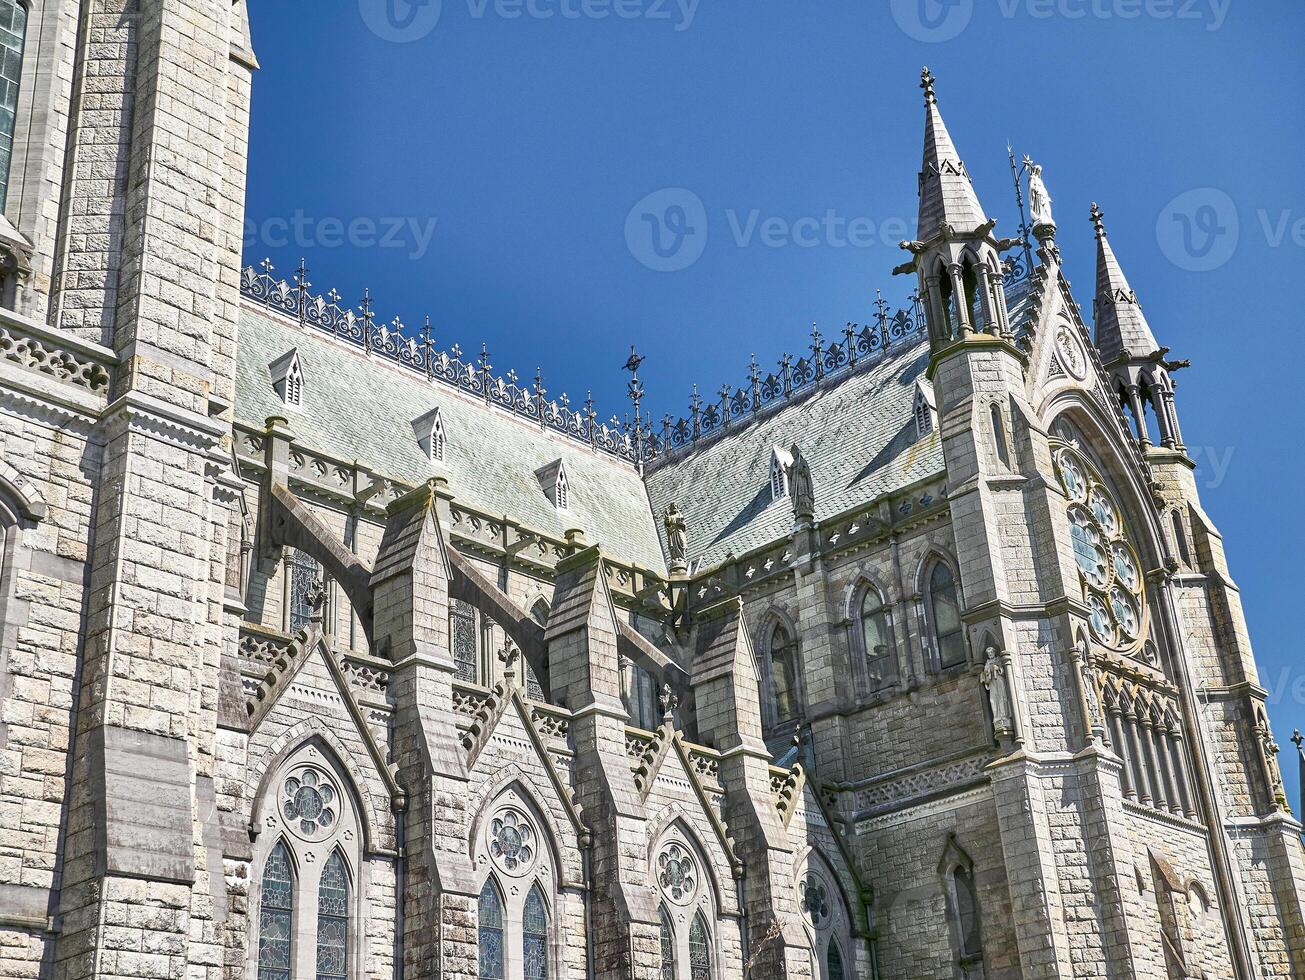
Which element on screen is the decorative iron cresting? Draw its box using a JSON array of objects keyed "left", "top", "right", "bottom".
[{"left": 241, "top": 259, "right": 1029, "bottom": 467}]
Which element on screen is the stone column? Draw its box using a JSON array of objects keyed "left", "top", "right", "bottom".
[{"left": 53, "top": 4, "right": 251, "bottom": 980}]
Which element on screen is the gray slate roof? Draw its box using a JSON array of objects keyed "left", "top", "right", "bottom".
[
  {"left": 235, "top": 305, "right": 668, "bottom": 571},
  {"left": 643, "top": 340, "right": 944, "bottom": 569}
]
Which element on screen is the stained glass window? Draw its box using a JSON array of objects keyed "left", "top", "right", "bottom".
[
  {"left": 316, "top": 852, "right": 349, "bottom": 980},
  {"left": 689, "top": 912, "right": 712, "bottom": 980},
  {"left": 0, "top": 0, "right": 25, "bottom": 211},
  {"left": 478, "top": 880, "right": 505, "bottom": 980},
  {"left": 1052, "top": 444, "right": 1148, "bottom": 653},
  {"left": 769, "top": 623, "right": 799, "bottom": 724},
  {"left": 451, "top": 599, "right": 479, "bottom": 684},
  {"left": 258, "top": 842, "right": 294, "bottom": 980},
  {"left": 860, "top": 589, "right": 894, "bottom": 692},
  {"left": 658, "top": 906, "right": 676, "bottom": 980},
  {"left": 929, "top": 563, "right": 965, "bottom": 669},
  {"left": 289, "top": 550, "right": 320, "bottom": 632},
  {"left": 523, "top": 884, "right": 549, "bottom": 980},
  {"left": 625, "top": 663, "right": 660, "bottom": 731},
  {"left": 826, "top": 941, "right": 846, "bottom": 980}
]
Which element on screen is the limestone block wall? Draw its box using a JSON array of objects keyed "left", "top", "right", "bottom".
[{"left": 0, "top": 371, "right": 101, "bottom": 977}]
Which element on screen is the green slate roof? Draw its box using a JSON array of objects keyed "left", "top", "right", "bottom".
[
  {"left": 643, "top": 340, "right": 944, "bottom": 569},
  {"left": 235, "top": 305, "right": 668, "bottom": 571}
]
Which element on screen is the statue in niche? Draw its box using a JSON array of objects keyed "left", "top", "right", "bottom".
[
  {"left": 664, "top": 502, "right": 688, "bottom": 573},
  {"left": 788, "top": 445, "right": 816, "bottom": 522},
  {"left": 1075, "top": 637, "right": 1105, "bottom": 739},
  {"left": 1027, "top": 158, "right": 1055, "bottom": 231},
  {"left": 981, "top": 646, "right": 1014, "bottom": 740}
]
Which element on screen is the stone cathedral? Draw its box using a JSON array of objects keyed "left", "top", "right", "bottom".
[{"left": 0, "top": 3, "right": 1302, "bottom": 980}]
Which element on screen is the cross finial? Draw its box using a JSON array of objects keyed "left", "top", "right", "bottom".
[
  {"left": 623, "top": 345, "right": 645, "bottom": 377},
  {"left": 921, "top": 66, "right": 937, "bottom": 105},
  {"left": 1090, "top": 202, "right": 1107, "bottom": 240}
]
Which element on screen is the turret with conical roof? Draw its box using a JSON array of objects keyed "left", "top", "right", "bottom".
[
  {"left": 1090, "top": 203, "right": 1186, "bottom": 451},
  {"left": 896, "top": 68, "right": 1019, "bottom": 353}
]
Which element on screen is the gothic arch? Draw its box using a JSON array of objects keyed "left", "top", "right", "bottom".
[
  {"left": 467, "top": 765, "right": 575, "bottom": 890},
  {"left": 646, "top": 807, "right": 730, "bottom": 916},
  {"left": 756, "top": 606, "right": 804, "bottom": 729},
  {"left": 0, "top": 459, "right": 46, "bottom": 522},
  {"left": 840, "top": 569, "right": 891, "bottom": 622},
  {"left": 912, "top": 545, "right": 961, "bottom": 597},
  {"left": 1043, "top": 395, "right": 1169, "bottom": 571},
  {"left": 249, "top": 720, "right": 385, "bottom": 854}
]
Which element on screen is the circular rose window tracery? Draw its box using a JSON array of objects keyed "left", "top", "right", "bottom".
[
  {"left": 282, "top": 765, "right": 340, "bottom": 841},
  {"left": 1054, "top": 443, "right": 1147, "bottom": 652},
  {"left": 488, "top": 808, "right": 537, "bottom": 876},
  {"left": 657, "top": 841, "right": 698, "bottom": 905},
  {"left": 798, "top": 876, "right": 832, "bottom": 929}
]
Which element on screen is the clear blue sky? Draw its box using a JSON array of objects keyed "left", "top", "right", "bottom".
[{"left": 244, "top": 1, "right": 1305, "bottom": 807}]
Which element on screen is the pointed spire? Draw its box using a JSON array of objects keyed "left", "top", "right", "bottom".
[
  {"left": 917, "top": 67, "right": 989, "bottom": 240},
  {"left": 1091, "top": 202, "right": 1160, "bottom": 364}
]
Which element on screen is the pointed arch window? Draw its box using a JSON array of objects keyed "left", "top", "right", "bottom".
[
  {"left": 913, "top": 381, "right": 936, "bottom": 440},
  {"left": 288, "top": 549, "right": 321, "bottom": 633},
  {"left": 450, "top": 598, "right": 480, "bottom": 685},
  {"left": 258, "top": 842, "right": 295, "bottom": 980},
  {"left": 688, "top": 912, "right": 712, "bottom": 980},
  {"left": 522, "top": 884, "right": 549, "bottom": 980},
  {"left": 624, "top": 660, "right": 661, "bottom": 731},
  {"left": 859, "top": 587, "right": 895, "bottom": 693},
  {"left": 768, "top": 622, "right": 800, "bottom": 725},
  {"left": 0, "top": 0, "right": 27, "bottom": 212},
  {"left": 990, "top": 403, "right": 1011, "bottom": 468},
  {"left": 478, "top": 880, "right": 505, "bottom": 979},
  {"left": 769, "top": 447, "right": 792, "bottom": 502},
  {"left": 658, "top": 906, "right": 676, "bottom": 980},
  {"left": 951, "top": 864, "right": 983, "bottom": 962},
  {"left": 826, "top": 941, "right": 846, "bottom": 980},
  {"left": 316, "top": 852, "right": 349, "bottom": 980},
  {"left": 554, "top": 467, "right": 569, "bottom": 511},
  {"left": 927, "top": 562, "right": 965, "bottom": 670}
]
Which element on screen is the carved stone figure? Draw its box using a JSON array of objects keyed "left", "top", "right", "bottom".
[
  {"left": 1028, "top": 160, "right": 1054, "bottom": 231},
  {"left": 982, "top": 646, "right": 1014, "bottom": 740},
  {"left": 664, "top": 502, "right": 688, "bottom": 572},
  {"left": 788, "top": 445, "right": 816, "bottom": 521}
]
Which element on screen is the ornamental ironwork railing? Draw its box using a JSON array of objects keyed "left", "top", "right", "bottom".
[
  {"left": 240, "top": 257, "right": 1028, "bottom": 468},
  {"left": 241, "top": 258, "right": 637, "bottom": 461}
]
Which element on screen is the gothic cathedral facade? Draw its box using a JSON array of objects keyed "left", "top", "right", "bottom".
[{"left": 0, "top": 5, "right": 1302, "bottom": 980}]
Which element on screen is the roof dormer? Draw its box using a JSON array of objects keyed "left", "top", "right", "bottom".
[
  {"left": 535, "top": 459, "right": 570, "bottom": 511},
  {"left": 269, "top": 349, "right": 305, "bottom": 409},
  {"left": 769, "top": 446, "right": 793, "bottom": 502},
  {"left": 412, "top": 407, "right": 447, "bottom": 463},
  {"left": 913, "top": 378, "right": 937, "bottom": 440}
]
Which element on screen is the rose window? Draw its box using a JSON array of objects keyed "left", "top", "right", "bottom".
[
  {"left": 657, "top": 842, "right": 698, "bottom": 904},
  {"left": 282, "top": 766, "right": 338, "bottom": 841},
  {"left": 1054, "top": 445, "right": 1147, "bottom": 651},
  {"left": 798, "top": 877, "right": 831, "bottom": 928},
  {"left": 489, "top": 808, "right": 537, "bottom": 875}
]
